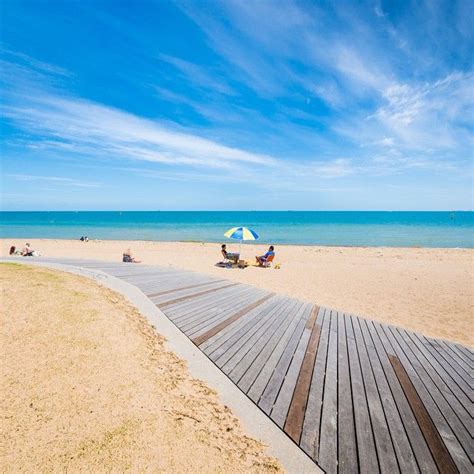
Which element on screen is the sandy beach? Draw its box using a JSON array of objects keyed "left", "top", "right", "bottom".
[
  {"left": 2, "top": 238, "right": 473, "bottom": 347},
  {"left": 1, "top": 263, "right": 281, "bottom": 472}
]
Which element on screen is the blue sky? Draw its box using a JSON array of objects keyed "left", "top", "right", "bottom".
[{"left": 1, "top": 0, "right": 473, "bottom": 210}]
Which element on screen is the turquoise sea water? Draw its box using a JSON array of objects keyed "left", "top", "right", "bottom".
[{"left": 1, "top": 211, "right": 473, "bottom": 248}]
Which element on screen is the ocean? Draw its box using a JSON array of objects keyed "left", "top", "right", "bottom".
[{"left": 1, "top": 211, "right": 473, "bottom": 248}]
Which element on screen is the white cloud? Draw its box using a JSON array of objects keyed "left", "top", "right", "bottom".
[
  {"left": 2, "top": 49, "right": 71, "bottom": 77},
  {"left": 372, "top": 71, "right": 474, "bottom": 149},
  {"left": 158, "top": 54, "right": 235, "bottom": 95},
  {"left": 7, "top": 174, "right": 100, "bottom": 187},
  {"left": 2, "top": 92, "right": 278, "bottom": 170}
]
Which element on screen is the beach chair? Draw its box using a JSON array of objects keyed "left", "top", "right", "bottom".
[
  {"left": 222, "top": 250, "right": 239, "bottom": 265},
  {"left": 261, "top": 254, "right": 275, "bottom": 267}
]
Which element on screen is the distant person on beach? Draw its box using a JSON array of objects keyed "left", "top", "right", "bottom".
[
  {"left": 80, "top": 236, "right": 89, "bottom": 242},
  {"left": 256, "top": 245, "right": 275, "bottom": 266},
  {"left": 123, "top": 248, "right": 141, "bottom": 263},
  {"left": 221, "top": 244, "right": 239, "bottom": 263},
  {"left": 21, "top": 243, "right": 34, "bottom": 256},
  {"left": 9, "top": 245, "right": 21, "bottom": 255}
]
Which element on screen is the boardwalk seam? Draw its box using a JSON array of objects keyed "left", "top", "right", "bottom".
[
  {"left": 283, "top": 305, "right": 321, "bottom": 443},
  {"left": 147, "top": 279, "right": 225, "bottom": 298},
  {"left": 364, "top": 319, "right": 423, "bottom": 472},
  {"left": 388, "top": 355, "right": 458, "bottom": 474},
  {"left": 192, "top": 293, "right": 275, "bottom": 346},
  {"left": 389, "top": 326, "right": 473, "bottom": 466},
  {"left": 158, "top": 282, "right": 240, "bottom": 308}
]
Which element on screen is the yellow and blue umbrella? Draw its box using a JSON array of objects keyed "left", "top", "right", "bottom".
[{"left": 224, "top": 226, "right": 259, "bottom": 255}]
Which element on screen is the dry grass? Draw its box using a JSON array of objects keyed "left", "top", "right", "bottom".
[{"left": 0, "top": 263, "right": 282, "bottom": 473}]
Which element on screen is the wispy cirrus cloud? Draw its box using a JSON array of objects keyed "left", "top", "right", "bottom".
[
  {"left": 177, "top": 0, "right": 473, "bottom": 168},
  {"left": 158, "top": 54, "right": 235, "bottom": 96},
  {"left": 6, "top": 174, "right": 101, "bottom": 188},
  {"left": 2, "top": 90, "right": 278, "bottom": 171},
  {"left": 2, "top": 49, "right": 71, "bottom": 77}
]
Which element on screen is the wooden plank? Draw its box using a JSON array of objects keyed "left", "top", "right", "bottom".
[
  {"left": 202, "top": 297, "right": 284, "bottom": 355},
  {"left": 355, "top": 316, "right": 413, "bottom": 473},
  {"left": 165, "top": 285, "right": 252, "bottom": 322},
  {"left": 403, "top": 330, "right": 474, "bottom": 432},
  {"left": 391, "top": 327, "right": 473, "bottom": 467},
  {"left": 389, "top": 354, "right": 458, "bottom": 474},
  {"left": 116, "top": 270, "right": 182, "bottom": 281},
  {"left": 382, "top": 324, "right": 470, "bottom": 473},
  {"left": 164, "top": 282, "right": 253, "bottom": 313},
  {"left": 237, "top": 301, "right": 309, "bottom": 394},
  {"left": 435, "top": 341, "right": 473, "bottom": 386},
  {"left": 224, "top": 299, "right": 301, "bottom": 380},
  {"left": 300, "top": 308, "right": 330, "bottom": 461},
  {"left": 257, "top": 304, "right": 313, "bottom": 415},
  {"left": 269, "top": 304, "right": 316, "bottom": 428},
  {"left": 453, "top": 344, "right": 474, "bottom": 364},
  {"left": 284, "top": 305, "right": 321, "bottom": 443},
  {"left": 417, "top": 336, "right": 473, "bottom": 403},
  {"left": 146, "top": 279, "right": 225, "bottom": 298},
  {"left": 140, "top": 277, "right": 208, "bottom": 295},
  {"left": 211, "top": 297, "right": 289, "bottom": 367},
  {"left": 345, "top": 315, "right": 383, "bottom": 473},
  {"left": 152, "top": 280, "right": 237, "bottom": 306},
  {"left": 188, "top": 291, "right": 276, "bottom": 342},
  {"left": 367, "top": 320, "right": 437, "bottom": 473},
  {"left": 441, "top": 341, "right": 474, "bottom": 370},
  {"left": 246, "top": 304, "right": 311, "bottom": 403},
  {"left": 186, "top": 292, "right": 267, "bottom": 338},
  {"left": 158, "top": 282, "right": 239, "bottom": 308},
  {"left": 116, "top": 267, "right": 181, "bottom": 276},
  {"left": 135, "top": 277, "right": 201, "bottom": 294},
  {"left": 192, "top": 293, "right": 275, "bottom": 346},
  {"left": 318, "top": 310, "right": 338, "bottom": 474},
  {"left": 336, "top": 312, "right": 359, "bottom": 473},
  {"left": 228, "top": 299, "right": 303, "bottom": 384},
  {"left": 180, "top": 288, "right": 264, "bottom": 334},
  {"left": 114, "top": 270, "right": 175, "bottom": 279}
]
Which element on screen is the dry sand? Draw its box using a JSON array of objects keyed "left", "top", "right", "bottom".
[
  {"left": 0, "top": 263, "right": 282, "bottom": 472},
  {"left": 2, "top": 239, "right": 473, "bottom": 347}
]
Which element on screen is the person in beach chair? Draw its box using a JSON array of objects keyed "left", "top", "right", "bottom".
[
  {"left": 21, "top": 243, "right": 35, "bottom": 256},
  {"left": 221, "top": 244, "right": 239, "bottom": 264},
  {"left": 123, "top": 248, "right": 141, "bottom": 263},
  {"left": 256, "top": 245, "right": 275, "bottom": 267}
]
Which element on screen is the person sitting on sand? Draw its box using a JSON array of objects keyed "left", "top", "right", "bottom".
[
  {"left": 256, "top": 245, "right": 275, "bottom": 266},
  {"left": 221, "top": 244, "right": 239, "bottom": 264},
  {"left": 21, "top": 243, "right": 35, "bottom": 257},
  {"left": 9, "top": 245, "right": 21, "bottom": 255},
  {"left": 123, "top": 248, "right": 141, "bottom": 263}
]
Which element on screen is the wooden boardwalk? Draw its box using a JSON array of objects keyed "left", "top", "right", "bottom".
[{"left": 14, "top": 259, "right": 474, "bottom": 473}]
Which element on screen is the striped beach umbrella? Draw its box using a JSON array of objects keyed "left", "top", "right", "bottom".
[{"left": 224, "top": 226, "right": 259, "bottom": 255}]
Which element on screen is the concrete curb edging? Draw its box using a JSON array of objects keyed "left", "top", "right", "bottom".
[{"left": 5, "top": 260, "right": 321, "bottom": 474}]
